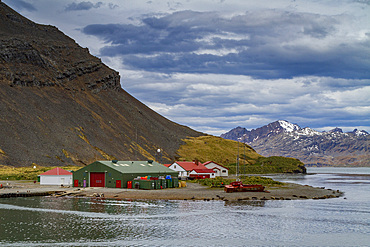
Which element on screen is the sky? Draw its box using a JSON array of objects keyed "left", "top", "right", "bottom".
[{"left": 4, "top": 0, "right": 370, "bottom": 135}]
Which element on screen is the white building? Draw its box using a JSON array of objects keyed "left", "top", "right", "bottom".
[
  {"left": 203, "top": 161, "right": 229, "bottom": 177},
  {"left": 167, "top": 161, "right": 209, "bottom": 178},
  {"left": 189, "top": 169, "right": 216, "bottom": 179},
  {"left": 39, "top": 167, "right": 73, "bottom": 185}
]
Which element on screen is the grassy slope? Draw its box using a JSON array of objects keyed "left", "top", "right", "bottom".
[
  {"left": 177, "top": 136, "right": 306, "bottom": 174},
  {"left": 177, "top": 135, "right": 261, "bottom": 165}
]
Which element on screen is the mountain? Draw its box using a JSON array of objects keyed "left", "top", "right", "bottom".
[
  {"left": 0, "top": 3, "right": 307, "bottom": 174},
  {"left": 221, "top": 120, "right": 370, "bottom": 167},
  {"left": 0, "top": 2, "right": 204, "bottom": 167}
]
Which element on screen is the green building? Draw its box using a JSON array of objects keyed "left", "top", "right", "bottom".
[{"left": 73, "top": 160, "right": 179, "bottom": 188}]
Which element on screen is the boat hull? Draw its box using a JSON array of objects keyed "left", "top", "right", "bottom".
[{"left": 224, "top": 182, "right": 265, "bottom": 193}]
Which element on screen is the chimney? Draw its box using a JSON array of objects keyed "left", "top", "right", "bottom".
[{"left": 193, "top": 159, "right": 199, "bottom": 166}]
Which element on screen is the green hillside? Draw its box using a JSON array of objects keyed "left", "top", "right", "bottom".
[{"left": 177, "top": 136, "right": 306, "bottom": 174}]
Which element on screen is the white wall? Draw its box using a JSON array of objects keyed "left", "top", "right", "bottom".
[
  {"left": 189, "top": 170, "right": 216, "bottom": 178},
  {"left": 40, "top": 175, "right": 73, "bottom": 185},
  {"left": 204, "top": 162, "right": 229, "bottom": 177},
  {"left": 168, "top": 163, "right": 187, "bottom": 177},
  {"left": 212, "top": 168, "right": 221, "bottom": 177}
]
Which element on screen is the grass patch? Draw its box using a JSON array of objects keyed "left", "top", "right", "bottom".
[
  {"left": 229, "top": 156, "right": 306, "bottom": 174},
  {"left": 192, "top": 176, "right": 284, "bottom": 188},
  {"left": 250, "top": 156, "right": 306, "bottom": 174}
]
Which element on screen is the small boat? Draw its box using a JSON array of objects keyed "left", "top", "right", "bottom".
[{"left": 224, "top": 181, "right": 265, "bottom": 193}]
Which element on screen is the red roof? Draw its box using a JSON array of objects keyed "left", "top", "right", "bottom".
[
  {"left": 39, "top": 167, "right": 72, "bottom": 176},
  {"left": 191, "top": 169, "right": 215, "bottom": 174},
  {"left": 202, "top": 161, "right": 229, "bottom": 170},
  {"left": 162, "top": 164, "right": 171, "bottom": 167},
  {"left": 174, "top": 161, "right": 208, "bottom": 171}
]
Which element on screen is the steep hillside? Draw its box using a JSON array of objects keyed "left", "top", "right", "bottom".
[
  {"left": 221, "top": 120, "right": 370, "bottom": 167},
  {"left": 0, "top": 2, "right": 203, "bottom": 167},
  {"left": 0, "top": 3, "right": 308, "bottom": 174}
]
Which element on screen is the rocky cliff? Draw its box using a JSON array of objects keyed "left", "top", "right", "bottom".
[
  {"left": 221, "top": 120, "right": 370, "bottom": 167},
  {"left": 0, "top": 2, "right": 203, "bottom": 167}
]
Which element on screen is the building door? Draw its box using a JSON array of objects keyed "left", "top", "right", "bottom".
[
  {"left": 116, "top": 180, "right": 121, "bottom": 188},
  {"left": 74, "top": 180, "right": 79, "bottom": 187},
  {"left": 90, "top": 172, "right": 105, "bottom": 187},
  {"left": 127, "top": 181, "right": 132, "bottom": 189}
]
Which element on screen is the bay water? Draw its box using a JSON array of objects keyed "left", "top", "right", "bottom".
[{"left": 0, "top": 167, "right": 369, "bottom": 246}]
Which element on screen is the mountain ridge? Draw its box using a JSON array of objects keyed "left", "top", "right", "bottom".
[
  {"left": 221, "top": 120, "right": 370, "bottom": 166},
  {"left": 0, "top": 2, "right": 312, "bottom": 174}
]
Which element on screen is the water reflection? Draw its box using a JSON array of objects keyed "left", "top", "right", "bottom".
[
  {"left": 1, "top": 168, "right": 370, "bottom": 246},
  {"left": 224, "top": 200, "right": 266, "bottom": 207}
]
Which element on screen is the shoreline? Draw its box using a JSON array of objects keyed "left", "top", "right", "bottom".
[{"left": 0, "top": 180, "right": 343, "bottom": 201}]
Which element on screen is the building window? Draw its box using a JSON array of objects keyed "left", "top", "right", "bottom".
[
  {"left": 222, "top": 170, "right": 227, "bottom": 173},
  {"left": 174, "top": 165, "right": 176, "bottom": 168}
]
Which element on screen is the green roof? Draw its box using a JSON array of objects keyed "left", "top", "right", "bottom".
[{"left": 95, "top": 160, "right": 177, "bottom": 174}]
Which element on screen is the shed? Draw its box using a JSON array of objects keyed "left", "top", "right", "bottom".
[
  {"left": 73, "top": 160, "right": 179, "bottom": 188},
  {"left": 39, "top": 167, "right": 73, "bottom": 185}
]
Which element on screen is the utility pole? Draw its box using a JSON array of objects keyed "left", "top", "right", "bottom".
[
  {"left": 243, "top": 135, "right": 246, "bottom": 175},
  {"left": 237, "top": 137, "right": 241, "bottom": 181},
  {"left": 157, "top": 149, "right": 162, "bottom": 164}
]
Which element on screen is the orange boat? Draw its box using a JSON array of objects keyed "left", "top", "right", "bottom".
[{"left": 224, "top": 181, "right": 265, "bottom": 193}]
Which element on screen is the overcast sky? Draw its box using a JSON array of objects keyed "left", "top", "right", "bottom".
[{"left": 5, "top": 0, "right": 370, "bottom": 135}]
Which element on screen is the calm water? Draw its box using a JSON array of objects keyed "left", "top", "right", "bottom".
[{"left": 0, "top": 167, "right": 369, "bottom": 246}]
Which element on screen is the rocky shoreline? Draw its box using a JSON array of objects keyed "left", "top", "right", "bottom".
[{"left": 0, "top": 180, "right": 343, "bottom": 201}]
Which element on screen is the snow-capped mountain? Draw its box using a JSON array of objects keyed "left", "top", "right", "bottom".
[{"left": 221, "top": 120, "right": 370, "bottom": 167}]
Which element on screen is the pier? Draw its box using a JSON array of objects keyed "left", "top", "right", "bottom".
[{"left": 0, "top": 191, "right": 55, "bottom": 198}]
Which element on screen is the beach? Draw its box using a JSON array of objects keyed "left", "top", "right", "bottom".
[{"left": 0, "top": 180, "right": 342, "bottom": 201}]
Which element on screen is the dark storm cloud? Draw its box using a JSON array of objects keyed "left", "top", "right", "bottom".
[
  {"left": 6, "top": 0, "right": 37, "bottom": 12},
  {"left": 82, "top": 10, "right": 370, "bottom": 79},
  {"left": 65, "top": 1, "right": 103, "bottom": 11}
]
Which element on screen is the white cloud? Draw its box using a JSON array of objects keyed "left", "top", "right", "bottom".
[
  {"left": 124, "top": 68, "right": 370, "bottom": 134},
  {"left": 323, "top": 86, "right": 370, "bottom": 106}
]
